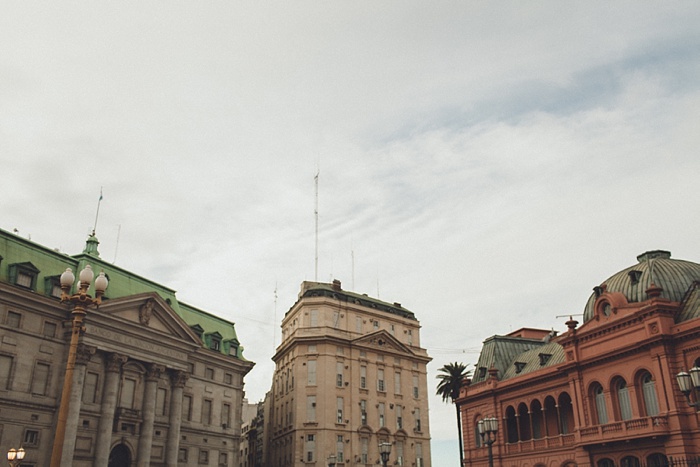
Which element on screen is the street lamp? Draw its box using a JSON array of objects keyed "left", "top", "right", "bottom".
[
  {"left": 327, "top": 454, "right": 337, "bottom": 467},
  {"left": 378, "top": 442, "right": 392, "bottom": 467},
  {"left": 676, "top": 367, "right": 700, "bottom": 408},
  {"left": 478, "top": 417, "right": 498, "bottom": 467},
  {"left": 50, "top": 265, "right": 108, "bottom": 467},
  {"left": 7, "top": 448, "right": 25, "bottom": 467}
]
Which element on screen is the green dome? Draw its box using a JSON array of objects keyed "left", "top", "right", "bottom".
[{"left": 583, "top": 250, "right": 700, "bottom": 322}]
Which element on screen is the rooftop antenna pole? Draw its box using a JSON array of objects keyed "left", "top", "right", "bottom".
[
  {"left": 112, "top": 224, "right": 121, "bottom": 264},
  {"left": 314, "top": 170, "right": 319, "bottom": 282},
  {"left": 92, "top": 187, "right": 103, "bottom": 235}
]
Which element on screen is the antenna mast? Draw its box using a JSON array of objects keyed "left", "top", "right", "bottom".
[
  {"left": 314, "top": 170, "right": 319, "bottom": 282},
  {"left": 92, "top": 187, "right": 103, "bottom": 234}
]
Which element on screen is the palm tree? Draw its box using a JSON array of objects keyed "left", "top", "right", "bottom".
[{"left": 436, "top": 362, "right": 472, "bottom": 467}]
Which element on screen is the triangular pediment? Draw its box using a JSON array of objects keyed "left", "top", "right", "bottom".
[
  {"left": 95, "top": 292, "right": 203, "bottom": 345},
  {"left": 353, "top": 330, "right": 414, "bottom": 355}
]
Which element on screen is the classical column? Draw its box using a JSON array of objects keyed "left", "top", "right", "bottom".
[
  {"left": 60, "top": 344, "right": 96, "bottom": 466},
  {"left": 94, "top": 353, "right": 128, "bottom": 467},
  {"left": 137, "top": 363, "right": 165, "bottom": 467},
  {"left": 165, "top": 371, "right": 189, "bottom": 467}
]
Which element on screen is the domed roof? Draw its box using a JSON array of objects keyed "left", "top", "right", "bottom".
[{"left": 583, "top": 250, "right": 700, "bottom": 322}]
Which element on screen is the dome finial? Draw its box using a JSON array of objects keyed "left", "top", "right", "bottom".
[{"left": 83, "top": 232, "right": 100, "bottom": 257}]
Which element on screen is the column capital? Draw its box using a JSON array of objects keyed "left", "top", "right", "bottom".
[
  {"left": 106, "top": 353, "right": 128, "bottom": 372},
  {"left": 146, "top": 363, "right": 166, "bottom": 381},
  {"left": 171, "top": 370, "right": 190, "bottom": 388},
  {"left": 75, "top": 344, "right": 97, "bottom": 365}
]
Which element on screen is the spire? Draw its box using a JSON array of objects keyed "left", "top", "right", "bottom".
[{"left": 83, "top": 231, "right": 101, "bottom": 257}]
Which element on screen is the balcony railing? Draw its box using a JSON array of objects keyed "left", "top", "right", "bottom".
[{"left": 579, "top": 415, "right": 669, "bottom": 443}]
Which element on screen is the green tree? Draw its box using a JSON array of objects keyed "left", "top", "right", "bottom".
[{"left": 436, "top": 362, "right": 472, "bottom": 466}]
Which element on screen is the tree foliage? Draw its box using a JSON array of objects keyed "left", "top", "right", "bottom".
[{"left": 436, "top": 361, "right": 471, "bottom": 403}]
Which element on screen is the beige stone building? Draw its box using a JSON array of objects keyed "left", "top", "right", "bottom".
[
  {"left": 0, "top": 229, "right": 254, "bottom": 466},
  {"left": 268, "top": 280, "right": 432, "bottom": 467}
]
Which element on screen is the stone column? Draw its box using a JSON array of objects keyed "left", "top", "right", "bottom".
[
  {"left": 61, "top": 344, "right": 96, "bottom": 466},
  {"left": 165, "top": 371, "right": 189, "bottom": 467},
  {"left": 94, "top": 353, "right": 128, "bottom": 467},
  {"left": 137, "top": 363, "right": 165, "bottom": 467}
]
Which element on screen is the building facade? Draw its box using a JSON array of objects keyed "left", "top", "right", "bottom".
[
  {"left": 458, "top": 250, "right": 700, "bottom": 467},
  {"left": 268, "top": 280, "right": 432, "bottom": 467},
  {"left": 0, "top": 229, "right": 254, "bottom": 466}
]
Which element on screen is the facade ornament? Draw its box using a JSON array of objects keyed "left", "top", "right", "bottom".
[
  {"left": 75, "top": 344, "right": 97, "bottom": 365},
  {"left": 171, "top": 370, "right": 190, "bottom": 388},
  {"left": 146, "top": 363, "right": 166, "bottom": 381},
  {"left": 139, "top": 299, "right": 155, "bottom": 325},
  {"left": 106, "top": 353, "right": 128, "bottom": 372}
]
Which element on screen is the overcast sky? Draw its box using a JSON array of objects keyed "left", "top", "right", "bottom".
[{"left": 2, "top": 2, "right": 700, "bottom": 465}]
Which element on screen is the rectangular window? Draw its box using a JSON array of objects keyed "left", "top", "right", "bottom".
[
  {"left": 183, "top": 395, "right": 193, "bottom": 421},
  {"left": 307, "top": 395, "right": 316, "bottom": 422},
  {"left": 121, "top": 378, "right": 136, "bottom": 408},
  {"left": 394, "top": 371, "right": 401, "bottom": 394},
  {"left": 396, "top": 405, "right": 403, "bottom": 430},
  {"left": 42, "top": 321, "right": 57, "bottom": 338},
  {"left": 336, "top": 362, "right": 344, "bottom": 387},
  {"left": 222, "top": 403, "right": 231, "bottom": 427},
  {"left": 202, "top": 399, "right": 212, "bottom": 425},
  {"left": 310, "top": 309, "right": 319, "bottom": 327},
  {"left": 305, "top": 434, "right": 315, "bottom": 462},
  {"left": 156, "top": 388, "right": 167, "bottom": 416},
  {"left": 416, "top": 442, "right": 423, "bottom": 467},
  {"left": 360, "top": 365, "right": 367, "bottom": 389},
  {"left": 413, "top": 375, "right": 419, "bottom": 398},
  {"left": 396, "top": 441, "right": 404, "bottom": 466},
  {"left": 414, "top": 408, "right": 422, "bottom": 431},
  {"left": 407, "top": 329, "right": 413, "bottom": 346},
  {"left": 360, "top": 400, "right": 367, "bottom": 425},
  {"left": 373, "top": 320, "right": 379, "bottom": 330},
  {"left": 205, "top": 367, "right": 214, "bottom": 380},
  {"left": 0, "top": 354, "right": 13, "bottom": 390},
  {"left": 224, "top": 372, "right": 233, "bottom": 385},
  {"left": 337, "top": 397, "right": 344, "bottom": 423},
  {"left": 6, "top": 311, "right": 21, "bottom": 328},
  {"left": 31, "top": 362, "right": 50, "bottom": 395},
  {"left": 178, "top": 448, "right": 188, "bottom": 462},
  {"left": 83, "top": 372, "right": 99, "bottom": 404},
  {"left": 361, "top": 438, "right": 369, "bottom": 464},
  {"left": 390, "top": 324, "right": 395, "bottom": 335},
  {"left": 377, "top": 369, "right": 385, "bottom": 392},
  {"left": 356, "top": 316, "right": 362, "bottom": 333},
  {"left": 337, "top": 435, "right": 344, "bottom": 462},
  {"left": 23, "top": 429, "right": 39, "bottom": 446},
  {"left": 219, "top": 452, "right": 228, "bottom": 466},
  {"left": 307, "top": 360, "right": 317, "bottom": 386},
  {"left": 16, "top": 271, "right": 33, "bottom": 288},
  {"left": 333, "top": 311, "right": 340, "bottom": 328},
  {"left": 198, "top": 449, "right": 209, "bottom": 464},
  {"left": 378, "top": 402, "right": 385, "bottom": 427}
]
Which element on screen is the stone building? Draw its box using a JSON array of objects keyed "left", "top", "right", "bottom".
[
  {"left": 268, "top": 280, "right": 432, "bottom": 467},
  {"left": 458, "top": 250, "right": 700, "bottom": 466},
  {"left": 0, "top": 228, "right": 254, "bottom": 466}
]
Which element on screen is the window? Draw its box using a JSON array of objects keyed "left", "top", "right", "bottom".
[
  {"left": 396, "top": 405, "right": 403, "bottom": 429},
  {"left": 617, "top": 379, "right": 632, "bottom": 420},
  {"left": 307, "top": 360, "right": 317, "bottom": 386},
  {"left": 305, "top": 434, "right": 315, "bottom": 462},
  {"left": 360, "top": 365, "right": 367, "bottom": 389},
  {"left": 183, "top": 395, "right": 193, "bottom": 421},
  {"left": 42, "top": 321, "right": 57, "bottom": 338},
  {"left": 337, "top": 397, "right": 344, "bottom": 423},
  {"left": 9, "top": 262, "right": 39, "bottom": 290},
  {"left": 222, "top": 403, "right": 231, "bottom": 428},
  {"left": 307, "top": 395, "right": 316, "bottom": 422},
  {"left": 23, "top": 429, "right": 39, "bottom": 446},
  {"left": 356, "top": 316, "right": 362, "bottom": 333},
  {"left": 211, "top": 339, "right": 220, "bottom": 351},
  {"left": 6, "top": 311, "right": 21, "bottom": 328},
  {"left": 0, "top": 354, "right": 13, "bottom": 390},
  {"left": 156, "top": 388, "right": 167, "bottom": 416},
  {"left": 394, "top": 371, "right": 401, "bottom": 394},
  {"left": 31, "top": 362, "right": 50, "bottom": 395},
  {"left": 219, "top": 452, "right": 228, "bottom": 466},
  {"left": 593, "top": 384, "right": 608, "bottom": 425},
  {"left": 621, "top": 456, "right": 641, "bottom": 467},
  {"left": 224, "top": 373, "right": 233, "bottom": 385},
  {"left": 414, "top": 408, "right": 421, "bottom": 431},
  {"left": 333, "top": 311, "right": 340, "bottom": 328},
  {"left": 310, "top": 309, "right": 319, "bottom": 327},
  {"left": 373, "top": 320, "right": 379, "bottom": 330},
  {"left": 415, "top": 442, "right": 423, "bottom": 467},
  {"left": 198, "top": 449, "right": 209, "bottom": 464},
  {"left": 83, "top": 372, "right": 99, "bottom": 404},
  {"left": 412, "top": 375, "right": 419, "bottom": 398},
  {"left": 45, "top": 275, "right": 62, "bottom": 298},
  {"left": 407, "top": 329, "right": 413, "bottom": 346},
  {"left": 377, "top": 368, "right": 385, "bottom": 392},
  {"left": 642, "top": 372, "right": 660, "bottom": 416},
  {"left": 121, "top": 378, "right": 136, "bottom": 408},
  {"left": 336, "top": 362, "right": 344, "bottom": 387},
  {"left": 178, "top": 448, "right": 188, "bottom": 462},
  {"left": 361, "top": 438, "right": 369, "bottom": 464},
  {"left": 336, "top": 435, "right": 344, "bottom": 462},
  {"left": 205, "top": 367, "right": 214, "bottom": 380},
  {"left": 378, "top": 402, "right": 385, "bottom": 427},
  {"left": 360, "top": 400, "right": 367, "bottom": 425},
  {"left": 202, "top": 399, "right": 212, "bottom": 425},
  {"left": 396, "top": 440, "right": 404, "bottom": 466}
]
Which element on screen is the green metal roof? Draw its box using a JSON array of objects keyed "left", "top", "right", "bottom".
[
  {"left": 0, "top": 228, "right": 245, "bottom": 359},
  {"left": 471, "top": 334, "right": 551, "bottom": 384}
]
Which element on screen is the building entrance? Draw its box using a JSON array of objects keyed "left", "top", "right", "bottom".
[{"left": 108, "top": 444, "right": 131, "bottom": 467}]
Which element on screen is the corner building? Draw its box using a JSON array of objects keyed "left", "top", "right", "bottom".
[
  {"left": 458, "top": 250, "right": 700, "bottom": 467},
  {"left": 269, "top": 280, "right": 432, "bottom": 467},
  {"left": 0, "top": 228, "right": 254, "bottom": 466}
]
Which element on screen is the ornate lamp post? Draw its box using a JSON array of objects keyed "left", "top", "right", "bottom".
[
  {"left": 478, "top": 417, "right": 498, "bottom": 467},
  {"left": 327, "top": 454, "right": 337, "bottom": 467},
  {"left": 378, "top": 442, "right": 392, "bottom": 467},
  {"left": 50, "top": 265, "right": 108, "bottom": 467},
  {"left": 7, "top": 448, "right": 25, "bottom": 467},
  {"left": 676, "top": 367, "right": 700, "bottom": 407}
]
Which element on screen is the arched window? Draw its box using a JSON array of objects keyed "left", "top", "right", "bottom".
[
  {"left": 518, "top": 402, "right": 531, "bottom": 441},
  {"left": 505, "top": 406, "right": 518, "bottom": 443},
  {"left": 558, "top": 392, "right": 574, "bottom": 434},
  {"left": 592, "top": 383, "right": 608, "bottom": 425},
  {"left": 530, "top": 399, "right": 543, "bottom": 439},
  {"left": 543, "top": 396, "right": 558, "bottom": 436},
  {"left": 474, "top": 416, "right": 482, "bottom": 448},
  {"left": 597, "top": 458, "right": 615, "bottom": 467},
  {"left": 621, "top": 456, "right": 640, "bottom": 467},
  {"left": 640, "top": 372, "right": 659, "bottom": 416},
  {"left": 615, "top": 378, "right": 633, "bottom": 420},
  {"left": 647, "top": 453, "right": 668, "bottom": 467}
]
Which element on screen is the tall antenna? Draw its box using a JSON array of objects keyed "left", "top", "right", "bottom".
[
  {"left": 314, "top": 170, "right": 319, "bottom": 282},
  {"left": 112, "top": 224, "right": 121, "bottom": 264},
  {"left": 92, "top": 187, "right": 103, "bottom": 234}
]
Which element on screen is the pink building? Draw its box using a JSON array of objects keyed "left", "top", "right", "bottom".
[{"left": 458, "top": 250, "right": 700, "bottom": 467}]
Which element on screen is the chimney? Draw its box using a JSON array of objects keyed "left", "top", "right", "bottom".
[{"left": 332, "top": 279, "right": 342, "bottom": 291}]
